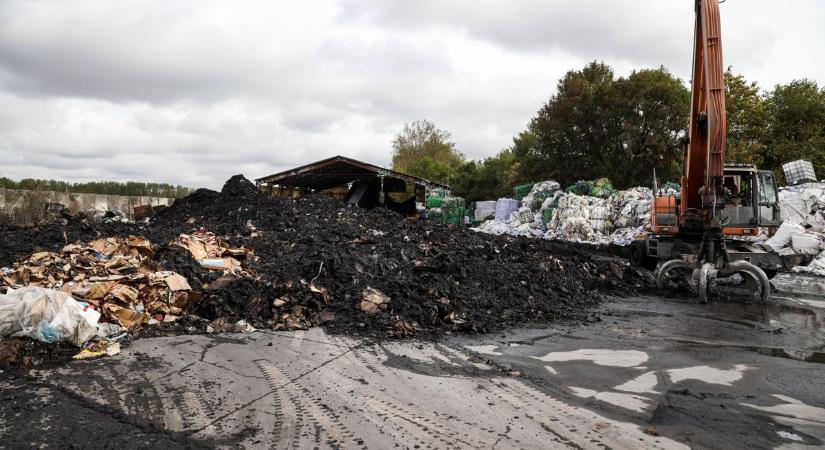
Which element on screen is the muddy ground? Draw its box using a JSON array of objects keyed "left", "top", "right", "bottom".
[{"left": 1, "top": 290, "right": 823, "bottom": 449}]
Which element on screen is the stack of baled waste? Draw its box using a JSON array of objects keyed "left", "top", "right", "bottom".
[
  {"left": 544, "top": 194, "right": 608, "bottom": 243},
  {"left": 521, "top": 181, "right": 562, "bottom": 210},
  {"left": 763, "top": 182, "right": 825, "bottom": 276},
  {"left": 494, "top": 198, "right": 519, "bottom": 221},
  {"left": 474, "top": 201, "right": 496, "bottom": 223},
  {"left": 475, "top": 180, "right": 655, "bottom": 246}
]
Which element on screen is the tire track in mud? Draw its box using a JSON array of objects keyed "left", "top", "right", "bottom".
[
  {"left": 185, "top": 341, "right": 360, "bottom": 439},
  {"left": 362, "top": 394, "right": 479, "bottom": 449},
  {"left": 346, "top": 345, "right": 490, "bottom": 449},
  {"left": 257, "top": 361, "right": 362, "bottom": 449},
  {"left": 492, "top": 378, "right": 668, "bottom": 449}
]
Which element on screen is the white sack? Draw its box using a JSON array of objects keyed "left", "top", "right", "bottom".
[
  {"left": 791, "top": 233, "right": 824, "bottom": 255},
  {"left": 764, "top": 221, "right": 806, "bottom": 252},
  {"left": 0, "top": 287, "right": 100, "bottom": 346}
]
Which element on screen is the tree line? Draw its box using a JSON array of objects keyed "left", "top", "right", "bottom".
[
  {"left": 0, "top": 177, "right": 194, "bottom": 198},
  {"left": 391, "top": 62, "right": 825, "bottom": 202}
]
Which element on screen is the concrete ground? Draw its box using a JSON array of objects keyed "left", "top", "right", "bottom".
[{"left": 1, "top": 292, "right": 824, "bottom": 449}]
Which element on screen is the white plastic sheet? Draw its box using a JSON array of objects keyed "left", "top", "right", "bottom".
[{"left": 0, "top": 287, "right": 100, "bottom": 346}]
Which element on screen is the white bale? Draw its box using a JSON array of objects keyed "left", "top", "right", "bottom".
[
  {"left": 494, "top": 198, "right": 519, "bottom": 221},
  {"left": 791, "top": 233, "right": 824, "bottom": 255},
  {"left": 764, "top": 221, "right": 806, "bottom": 252}
]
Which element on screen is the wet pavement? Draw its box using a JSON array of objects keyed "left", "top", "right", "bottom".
[{"left": 2, "top": 292, "right": 824, "bottom": 449}]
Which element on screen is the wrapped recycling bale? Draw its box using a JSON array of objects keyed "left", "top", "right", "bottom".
[
  {"left": 425, "top": 196, "right": 444, "bottom": 208},
  {"left": 779, "top": 183, "right": 825, "bottom": 226},
  {"left": 791, "top": 233, "right": 823, "bottom": 256},
  {"left": 510, "top": 208, "right": 534, "bottom": 226},
  {"left": 436, "top": 196, "right": 466, "bottom": 225},
  {"left": 425, "top": 187, "right": 450, "bottom": 209},
  {"left": 590, "top": 205, "right": 611, "bottom": 233},
  {"left": 495, "top": 198, "right": 519, "bottom": 221},
  {"left": 591, "top": 178, "right": 616, "bottom": 199},
  {"left": 521, "top": 180, "right": 562, "bottom": 210},
  {"left": 609, "top": 187, "right": 654, "bottom": 229},
  {"left": 514, "top": 183, "right": 536, "bottom": 201},
  {"left": 545, "top": 194, "right": 607, "bottom": 242},
  {"left": 474, "top": 201, "right": 496, "bottom": 222},
  {"left": 0, "top": 287, "right": 100, "bottom": 346},
  {"left": 764, "top": 222, "right": 806, "bottom": 252}
]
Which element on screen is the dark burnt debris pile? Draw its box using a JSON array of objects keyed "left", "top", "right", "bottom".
[{"left": 1, "top": 175, "right": 653, "bottom": 344}]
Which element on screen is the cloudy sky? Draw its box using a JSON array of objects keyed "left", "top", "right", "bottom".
[{"left": 1, "top": 0, "right": 824, "bottom": 189}]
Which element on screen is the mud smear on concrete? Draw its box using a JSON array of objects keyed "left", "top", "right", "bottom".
[
  {"left": 650, "top": 386, "right": 823, "bottom": 449},
  {"left": 0, "top": 374, "right": 214, "bottom": 449}
]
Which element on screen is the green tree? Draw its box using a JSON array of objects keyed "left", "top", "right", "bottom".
[
  {"left": 765, "top": 79, "right": 825, "bottom": 182},
  {"left": 391, "top": 120, "right": 464, "bottom": 178},
  {"left": 524, "top": 62, "right": 616, "bottom": 186},
  {"left": 405, "top": 157, "right": 457, "bottom": 185},
  {"left": 609, "top": 67, "right": 690, "bottom": 187},
  {"left": 725, "top": 68, "right": 769, "bottom": 166},
  {"left": 452, "top": 150, "right": 522, "bottom": 202},
  {"left": 0, "top": 177, "right": 195, "bottom": 197},
  {"left": 517, "top": 62, "right": 688, "bottom": 189}
]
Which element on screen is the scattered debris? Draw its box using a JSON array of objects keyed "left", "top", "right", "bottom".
[
  {"left": 0, "top": 237, "right": 198, "bottom": 329},
  {"left": 359, "top": 287, "right": 391, "bottom": 314}
]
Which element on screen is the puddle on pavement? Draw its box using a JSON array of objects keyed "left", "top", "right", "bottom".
[
  {"left": 672, "top": 338, "right": 825, "bottom": 365},
  {"left": 743, "top": 346, "right": 825, "bottom": 365},
  {"left": 689, "top": 297, "right": 825, "bottom": 331}
]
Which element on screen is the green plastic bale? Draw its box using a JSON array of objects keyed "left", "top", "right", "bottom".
[
  {"left": 593, "top": 177, "right": 611, "bottom": 188},
  {"left": 425, "top": 197, "right": 444, "bottom": 208},
  {"left": 543, "top": 208, "right": 554, "bottom": 224},
  {"left": 574, "top": 181, "right": 593, "bottom": 196},
  {"left": 442, "top": 196, "right": 466, "bottom": 209},
  {"left": 514, "top": 183, "right": 536, "bottom": 200}
]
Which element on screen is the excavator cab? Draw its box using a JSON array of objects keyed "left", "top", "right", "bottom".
[{"left": 718, "top": 164, "right": 780, "bottom": 234}]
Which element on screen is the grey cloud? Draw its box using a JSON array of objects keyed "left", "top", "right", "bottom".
[{"left": 0, "top": 0, "right": 824, "bottom": 189}]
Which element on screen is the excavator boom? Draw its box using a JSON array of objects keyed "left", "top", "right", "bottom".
[{"left": 684, "top": 0, "right": 726, "bottom": 217}]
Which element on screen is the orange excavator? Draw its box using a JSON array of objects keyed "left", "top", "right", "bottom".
[{"left": 629, "top": 0, "right": 783, "bottom": 303}]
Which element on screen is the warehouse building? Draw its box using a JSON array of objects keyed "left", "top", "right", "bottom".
[{"left": 255, "top": 155, "right": 450, "bottom": 216}]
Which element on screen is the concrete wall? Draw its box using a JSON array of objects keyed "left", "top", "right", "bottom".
[{"left": 0, "top": 188, "right": 176, "bottom": 219}]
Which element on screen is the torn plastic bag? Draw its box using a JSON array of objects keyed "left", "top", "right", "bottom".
[{"left": 0, "top": 287, "right": 100, "bottom": 346}]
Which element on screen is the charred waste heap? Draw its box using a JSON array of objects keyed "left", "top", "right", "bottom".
[{"left": 2, "top": 176, "right": 648, "bottom": 338}]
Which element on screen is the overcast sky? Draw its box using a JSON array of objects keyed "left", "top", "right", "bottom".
[{"left": 1, "top": 0, "right": 824, "bottom": 189}]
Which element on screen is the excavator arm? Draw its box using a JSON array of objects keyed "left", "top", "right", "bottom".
[{"left": 683, "top": 0, "right": 726, "bottom": 222}]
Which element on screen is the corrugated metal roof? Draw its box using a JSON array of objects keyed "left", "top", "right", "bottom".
[{"left": 254, "top": 155, "right": 451, "bottom": 190}]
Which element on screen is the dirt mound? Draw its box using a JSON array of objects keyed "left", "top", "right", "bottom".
[
  {"left": 221, "top": 174, "right": 259, "bottom": 197},
  {"left": 2, "top": 175, "right": 654, "bottom": 339},
  {"left": 138, "top": 176, "right": 648, "bottom": 336}
]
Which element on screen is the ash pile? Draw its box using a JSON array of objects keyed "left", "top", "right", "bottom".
[{"left": 0, "top": 175, "right": 651, "bottom": 363}]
